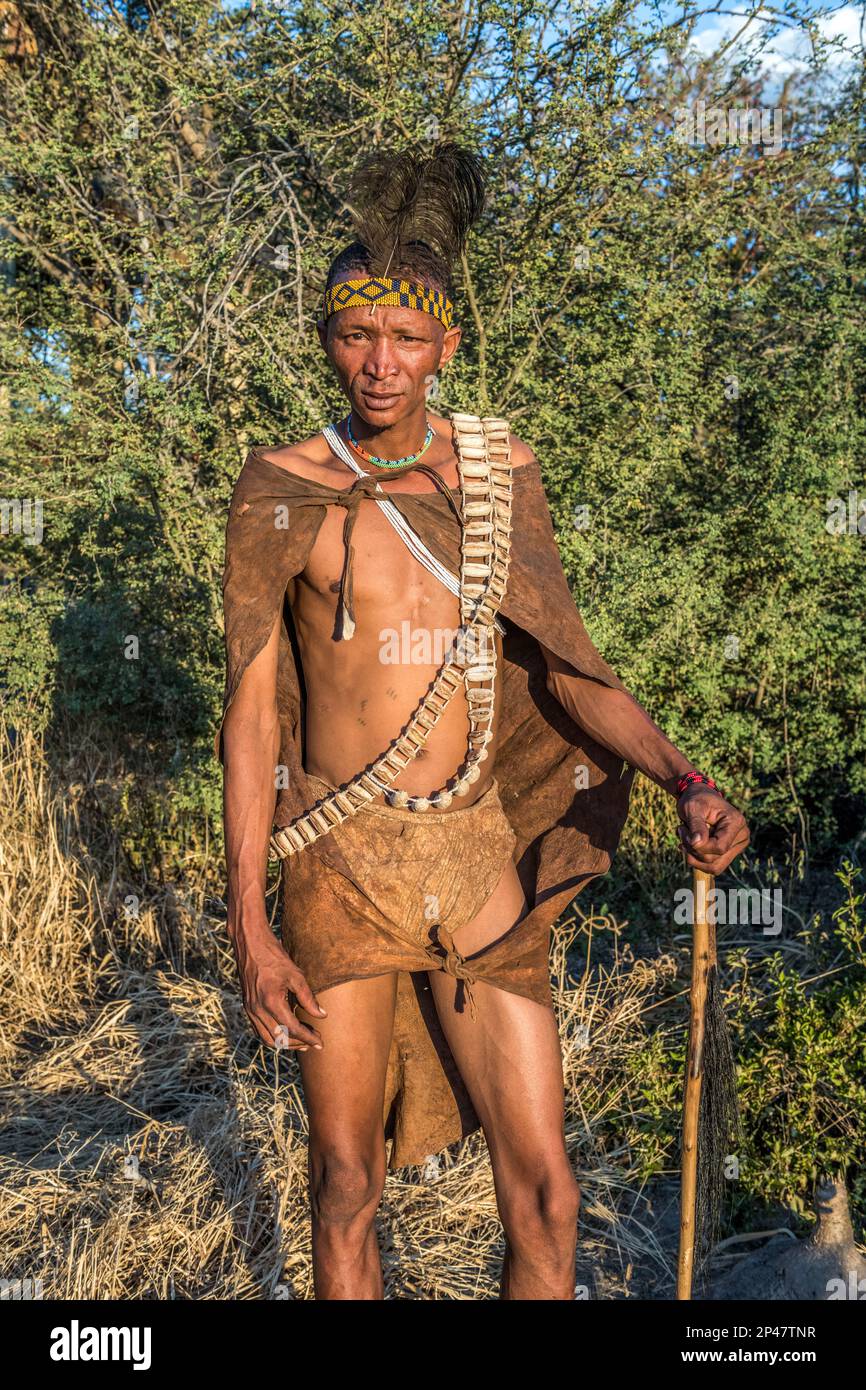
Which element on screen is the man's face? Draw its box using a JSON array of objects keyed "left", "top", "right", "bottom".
[{"left": 317, "top": 287, "right": 462, "bottom": 423}]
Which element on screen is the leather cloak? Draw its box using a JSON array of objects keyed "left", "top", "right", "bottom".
[{"left": 214, "top": 440, "right": 635, "bottom": 1167}]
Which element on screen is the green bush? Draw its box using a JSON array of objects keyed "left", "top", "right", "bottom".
[{"left": 2, "top": 0, "right": 862, "bottom": 863}]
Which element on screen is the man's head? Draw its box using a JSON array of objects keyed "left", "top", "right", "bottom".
[
  {"left": 316, "top": 251, "right": 462, "bottom": 422},
  {"left": 317, "top": 144, "right": 485, "bottom": 425}
]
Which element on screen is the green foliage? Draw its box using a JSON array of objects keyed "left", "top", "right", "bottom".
[
  {"left": 731, "top": 861, "right": 866, "bottom": 1216},
  {"left": 1, "top": 0, "right": 863, "bottom": 862},
  {"left": 616, "top": 861, "right": 866, "bottom": 1234}
]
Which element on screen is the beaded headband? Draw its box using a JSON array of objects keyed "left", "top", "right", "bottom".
[{"left": 321, "top": 277, "right": 455, "bottom": 330}]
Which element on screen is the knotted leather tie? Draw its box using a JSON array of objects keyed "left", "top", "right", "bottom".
[
  {"left": 425, "top": 923, "right": 479, "bottom": 1022},
  {"left": 329, "top": 474, "right": 385, "bottom": 640},
  {"left": 328, "top": 463, "right": 462, "bottom": 641}
]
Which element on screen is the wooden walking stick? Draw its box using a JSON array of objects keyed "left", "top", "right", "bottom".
[
  {"left": 677, "top": 867, "right": 713, "bottom": 1299},
  {"left": 677, "top": 867, "right": 741, "bottom": 1300}
]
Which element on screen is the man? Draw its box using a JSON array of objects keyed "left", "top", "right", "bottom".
[{"left": 216, "top": 144, "right": 749, "bottom": 1300}]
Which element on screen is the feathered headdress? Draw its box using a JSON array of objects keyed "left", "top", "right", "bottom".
[
  {"left": 319, "top": 144, "right": 486, "bottom": 330},
  {"left": 342, "top": 142, "right": 486, "bottom": 281},
  {"left": 343, "top": 143, "right": 492, "bottom": 282}
]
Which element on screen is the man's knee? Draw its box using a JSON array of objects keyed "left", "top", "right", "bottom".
[
  {"left": 501, "top": 1167, "right": 581, "bottom": 1240},
  {"left": 309, "top": 1146, "right": 386, "bottom": 1228},
  {"left": 534, "top": 1171, "right": 581, "bottom": 1231}
]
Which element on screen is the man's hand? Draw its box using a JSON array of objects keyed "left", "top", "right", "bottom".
[
  {"left": 232, "top": 920, "right": 327, "bottom": 1053},
  {"left": 677, "top": 787, "right": 750, "bottom": 874}
]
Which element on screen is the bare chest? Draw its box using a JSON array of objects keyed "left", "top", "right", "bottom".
[{"left": 298, "top": 497, "right": 459, "bottom": 630}]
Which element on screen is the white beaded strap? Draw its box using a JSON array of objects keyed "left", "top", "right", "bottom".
[
  {"left": 322, "top": 423, "right": 506, "bottom": 637},
  {"left": 369, "top": 414, "right": 511, "bottom": 814},
  {"left": 268, "top": 413, "right": 512, "bottom": 860}
]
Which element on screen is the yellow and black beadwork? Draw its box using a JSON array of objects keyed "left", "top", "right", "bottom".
[{"left": 321, "top": 277, "right": 454, "bottom": 330}]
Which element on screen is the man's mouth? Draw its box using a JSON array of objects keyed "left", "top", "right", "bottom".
[{"left": 361, "top": 390, "right": 402, "bottom": 408}]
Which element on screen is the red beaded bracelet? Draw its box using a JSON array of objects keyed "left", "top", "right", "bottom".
[{"left": 676, "top": 771, "right": 721, "bottom": 798}]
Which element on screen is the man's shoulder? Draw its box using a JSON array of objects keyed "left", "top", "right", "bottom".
[
  {"left": 509, "top": 434, "right": 537, "bottom": 470},
  {"left": 251, "top": 432, "right": 345, "bottom": 485}
]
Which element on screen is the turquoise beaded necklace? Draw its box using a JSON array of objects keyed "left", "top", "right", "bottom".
[{"left": 344, "top": 413, "right": 434, "bottom": 469}]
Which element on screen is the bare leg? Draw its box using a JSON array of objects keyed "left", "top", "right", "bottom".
[
  {"left": 428, "top": 860, "right": 580, "bottom": 1300},
  {"left": 294, "top": 972, "right": 398, "bottom": 1299}
]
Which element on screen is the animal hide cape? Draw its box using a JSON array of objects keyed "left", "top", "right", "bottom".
[{"left": 215, "top": 436, "right": 635, "bottom": 1168}]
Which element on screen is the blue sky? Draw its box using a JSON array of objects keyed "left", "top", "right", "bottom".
[
  {"left": 685, "top": 3, "right": 862, "bottom": 68},
  {"left": 219, "top": 1, "right": 863, "bottom": 67}
]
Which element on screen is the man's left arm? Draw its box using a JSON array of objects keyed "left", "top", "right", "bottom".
[{"left": 539, "top": 642, "right": 750, "bottom": 873}]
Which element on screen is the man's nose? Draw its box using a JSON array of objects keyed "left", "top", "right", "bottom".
[{"left": 362, "top": 345, "right": 399, "bottom": 378}]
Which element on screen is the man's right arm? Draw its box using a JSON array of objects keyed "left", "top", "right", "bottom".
[{"left": 222, "top": 611, "right": 327, "bottom": 1050}]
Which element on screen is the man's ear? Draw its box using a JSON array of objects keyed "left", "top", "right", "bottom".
[
  {"left": 316, "top": 319, "right": 329, "bottom": 352},
  {"left": 439, "top": 324, "right": 462, "bottom": 368}
]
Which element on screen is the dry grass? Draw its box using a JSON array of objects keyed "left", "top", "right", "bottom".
[{"left": 0, "top": 724, "right": 686, "bottom": 1300}]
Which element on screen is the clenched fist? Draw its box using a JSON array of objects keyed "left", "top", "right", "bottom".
[{"left": 676, "top": 787, "right": 750, "bottom": 874}]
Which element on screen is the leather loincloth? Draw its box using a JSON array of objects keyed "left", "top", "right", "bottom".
[{"left": 281, "top": 772, "right": 552, "bottom": 1170}]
